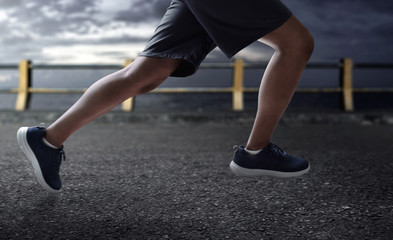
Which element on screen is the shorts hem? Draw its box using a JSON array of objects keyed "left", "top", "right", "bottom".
[{"left": 139, "top": 52, "right": 197, "bottom": 77}]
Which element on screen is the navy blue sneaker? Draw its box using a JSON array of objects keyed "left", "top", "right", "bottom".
[
  {"left": 17, "top": 126, "right": 65, "bottom": 192},
  {"left": 230, "top": 143, "right": 310, "bottom": 177}
]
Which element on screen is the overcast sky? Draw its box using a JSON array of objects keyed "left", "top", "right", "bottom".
[{"left": 0, "top": 0, "right": 392, "bottom": 65}]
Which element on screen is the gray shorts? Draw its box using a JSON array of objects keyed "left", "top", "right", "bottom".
[{"left": 140, "top": 0, "right": 291, "bottom": 77}]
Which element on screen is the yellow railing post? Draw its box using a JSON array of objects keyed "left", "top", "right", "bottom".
[
  {"left": 232, "top": 59, "right": 244, "bottom": 111},
  {"left": 15, "top": 59, "right": 32, "bottom": 111},
  {"left": 340, "top": 58, "right": 354, "bottom": 111},
  {"left": 121, "top": 59, "right": 134, "bottom": 112}
]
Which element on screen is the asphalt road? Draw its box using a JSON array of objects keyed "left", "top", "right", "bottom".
[{"left": 1, "top": 115, "right": 392, "bottom": 239}]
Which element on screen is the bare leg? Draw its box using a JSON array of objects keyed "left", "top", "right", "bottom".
[
  {"left": 45, "top": 57, "right": 182, "bottom": 147},
  {"left": 246, "top": 15, "right": 314, "bottom": 150}
]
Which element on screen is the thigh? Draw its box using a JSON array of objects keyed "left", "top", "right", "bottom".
[
  {"left": 183, "top": 0, "right": 292, "bottom": 58},
  {"left": 140, "top": 0, "right": 216, "bottom": 77}
]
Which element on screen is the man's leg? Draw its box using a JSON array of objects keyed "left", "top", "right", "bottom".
[
  {"left": 246, "top": 15, "right": 314, "bottom": 150},
  {"left": 230, "top": 15, "right": 313, "bottom": 177},
  {"left": 17, "top": 56, "right": 181, "bottom": 192},
  {"left": 45, "top": 56, "right": 182, "bottom": 147}
]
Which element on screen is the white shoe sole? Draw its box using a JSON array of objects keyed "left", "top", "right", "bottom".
[
  {"left": 230, "top": 161, "right": 310, "bottom": 178},
  {"left": 17, "top": 127, "right": 60, "bottom": 193}
]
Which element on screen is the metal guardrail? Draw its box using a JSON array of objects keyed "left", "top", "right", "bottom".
[{"left": 0, "top": 58, "right": 392, "bottom": 111}]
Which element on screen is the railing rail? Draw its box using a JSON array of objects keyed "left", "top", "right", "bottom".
[
  {"left": 0, "top": 58, "right": 392, "bottom": 111},
  {"left": 353, "top": 63, "right": 393, "bottom": 69},
  {"left": 0, "top": 64, "right": 19, "bottom": 69}
]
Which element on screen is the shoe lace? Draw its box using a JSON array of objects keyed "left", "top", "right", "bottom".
[
  {"left": 59, "top": 148, "right": 66, "bottom": 162},
  {"left": 270, "top": 143, "right": 287, "bottom": 157},
  {"left": 56, "top": 148, "right": 66, "bottom": 172}
]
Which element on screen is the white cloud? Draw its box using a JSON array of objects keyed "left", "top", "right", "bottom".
[
  {"left": 0, "top": 11, "right": 7, "bottom": 22},
  {"left": 59, "top": 22, "right": 155, "bottom": 41},
  {"left": 0, "top": 74, "right": 12, "bottom": 83},
  {"left": 41, "top": 43, "right": 147, "bottom": 64},
  {"left": 40, "top": 5, "right": 62, "bottom": 20}
]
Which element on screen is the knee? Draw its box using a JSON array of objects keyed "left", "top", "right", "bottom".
[
  {"left": 121, "top": 67, "right": 168, "bottom": 95},
  {"left": 276, "top": 28, "right": 314, "bottom": 62},
  {"left": 119, "top": 57, "right": 181, "bottom": 95},
  {"left": 298, "top": 30, "right": 314, "bottom": 60}
]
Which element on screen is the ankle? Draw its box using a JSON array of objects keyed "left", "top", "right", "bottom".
[
  {"left": 45, "top": 129, "right": 63, "bottom": 148},
  {"left": 245, "top": 142, "right": 269, "bottom": 151},
  {"left": 42, "top": 137, "right": 60, "bottom": 149}
]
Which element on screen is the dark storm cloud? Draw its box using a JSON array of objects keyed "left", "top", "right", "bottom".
[
  {"left": 3, "top": 0, "right": 100, "bottom": 36},
  {"left": 0, "top": 0, "right": 104, "bottom": 53},
  {"left": 283, "top": 0, "right": 393, "bottom": 62},
  {"left": 0, "top": 0, "right": 154, "bottom": 62},
  {"left": 0, "top": 0, "right": 23, "bottom": 8},
  {"left": 115, "top": 0, "right": 171, "bottom": 22},
  {"left": 1, "top": 0, "right": 392, "bottom": 63}
]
